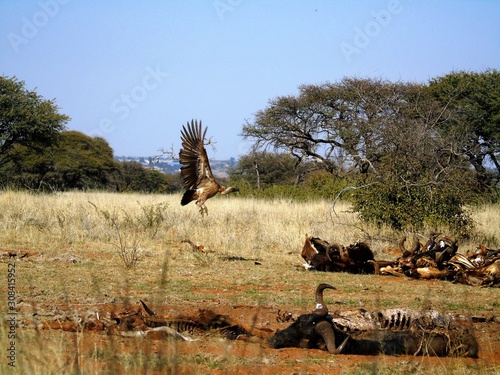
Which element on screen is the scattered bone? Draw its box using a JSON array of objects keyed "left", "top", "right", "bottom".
[{"left": 120, "top": 326, "right": 199, "bottom": 341}]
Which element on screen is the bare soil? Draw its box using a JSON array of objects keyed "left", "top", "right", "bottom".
[
  {"left": 10, "top": 272, "right": 500, "bottom": 375},
  {"left": 0, "top": 192, "right": 499, "bottom": 375}
]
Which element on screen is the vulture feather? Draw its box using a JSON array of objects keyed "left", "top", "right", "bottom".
[{"left": 179, "top": 120, "right": 238, "bottom": 215}]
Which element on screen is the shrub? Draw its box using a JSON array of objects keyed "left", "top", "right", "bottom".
[{"left": 351, "top": 183, "right": 474, "bottom": 236}]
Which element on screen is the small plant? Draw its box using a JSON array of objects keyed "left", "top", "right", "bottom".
[
  {"left": 111, "top": 217, "right": 141, "bottom": 268},
  {"left": 89, "top": 201, "right": 142, "bottom": 268},
  {"left": 136, "top": 201, "right": 169, "bottom": 239}
]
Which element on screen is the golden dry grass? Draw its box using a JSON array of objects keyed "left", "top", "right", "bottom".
[
  {"left": 2, "top": 190, "right": 497, "bottom": 256},
  {"left": 0, "top": 191, "right": 499, "bottom": 374}
]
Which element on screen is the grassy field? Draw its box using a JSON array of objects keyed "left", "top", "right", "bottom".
[{"left": 0, "top": 191, "right": 499, "bottom": 374}]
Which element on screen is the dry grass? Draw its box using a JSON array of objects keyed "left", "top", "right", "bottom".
[{"left": 0, "top": 191, "right": 499, "bottom": 374}]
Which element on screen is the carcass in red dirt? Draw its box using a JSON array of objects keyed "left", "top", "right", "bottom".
[
  {"left": 269, "top": 284, "right": 479, "bottom": 357},
  {"left": 37, "top": 300, "right": 268, "bottom": 342}
]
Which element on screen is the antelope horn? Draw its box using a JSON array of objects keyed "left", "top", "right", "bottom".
[
  {"left": 399, "top": 234, "right": 420, "bottom": 256},
  {"left": 398, "top": 236, "right": 407, "bottom": 253},
  {"left": 140, "top": 300, "right": 156, "bottom": 316},
  {"left": 410, "top": 233, "right": 421, "bottom": 253},
  {"left": 313, "top": 283, "right": 335, "bottom": 316},
  {"left": 315, "top": 320, "right": 349, "bottom": 354}
]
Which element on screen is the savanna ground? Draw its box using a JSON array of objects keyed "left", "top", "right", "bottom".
[{"left": 0, "top": 191, "right": 499, "bottom": 374}]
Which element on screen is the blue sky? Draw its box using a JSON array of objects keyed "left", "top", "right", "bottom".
[{"left": 1, "top": 1, "right": 499, "bottom": 159}]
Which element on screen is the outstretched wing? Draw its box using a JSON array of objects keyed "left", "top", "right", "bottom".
[{"left": 179, "top": 120, "right": 215, "bottom": 189}]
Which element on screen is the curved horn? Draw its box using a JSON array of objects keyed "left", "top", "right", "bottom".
[
  {"left": 313, "top": 283, "right": 335, "bottom": 316},
  {"left": 410, "top": 234, "right": 421, "bottom": 254},
  {"left": 315, "top": 320, "right": 349, "bottom": 354},
  {"left": 398, "top": 236, "right": 406, "bottom": 253},
  {"left": 399, "top": 234, "right": 420, "bottom": 256},
  {"left": 140, "top": 300, "right": 156, "bottom": 316}
]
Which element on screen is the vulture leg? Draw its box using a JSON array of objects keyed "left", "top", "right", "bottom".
[{"left": 196, "top": 202, "right": 208, "bottom": 216}]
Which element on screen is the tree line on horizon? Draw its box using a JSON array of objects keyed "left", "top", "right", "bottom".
[{"left": 1, "top": 70, "right": 498, "bottom": 233}]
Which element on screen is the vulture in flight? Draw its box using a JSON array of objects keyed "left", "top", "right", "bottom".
[{"left": 179, "top": 120, "right": 238, "bottom": 215}]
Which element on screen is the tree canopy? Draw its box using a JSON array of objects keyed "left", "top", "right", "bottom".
[
  {"left": 428, "top": 69, "right": 500, "bottom": 188},
  {"left": 241, "top": 71, "right": 499, "bottom": 231},
  {"left": 5, "top": 131, "right": 118, "bottom": 190},
  {"left": 0, "top": 76, "right": 69, "bottom": 168},
  {"left": 230, "top": 151, "right": 303, "bottom": 188},
  {"left": 2, "top": 131, "right": 176, "bottom": 192}
]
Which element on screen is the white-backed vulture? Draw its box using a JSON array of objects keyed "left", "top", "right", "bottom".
[{"left": 179, "top": 120, "right": 238, "bottom": 215}]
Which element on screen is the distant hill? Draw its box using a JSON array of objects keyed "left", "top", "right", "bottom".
[{"left": 114, "top": 156, "right": 236, "bottom": 177}]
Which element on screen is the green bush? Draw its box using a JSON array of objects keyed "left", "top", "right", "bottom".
[
  {"left": 302, "top": 171, "right": 349, "bottom": 200},
  {"left": 229, "top": 172, "right": 349, "bottom": 201},
  {"left": 352, "top": 183, "right": 474, "bottom": 235}
]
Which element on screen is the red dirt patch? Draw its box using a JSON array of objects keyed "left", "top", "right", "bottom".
[{"left": 13, "top": 300, "right": 500, "bottom": 374}]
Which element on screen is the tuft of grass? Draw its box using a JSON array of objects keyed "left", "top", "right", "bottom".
[{"left": 348, "top": 361, "right": 493, "bottom": 375}]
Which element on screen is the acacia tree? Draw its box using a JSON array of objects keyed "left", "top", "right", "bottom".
[
  {"left": 0, "top": 76, "right": 69, "bottom": 168},
  {"left": 242, "top": 77, "right": 478, "bottom": 231},
  {"left": 428, "top": 69, "right": 500, "bottom": 189},
  {"left": 243, "top": 78, "right": 432, "bottom": 176}
]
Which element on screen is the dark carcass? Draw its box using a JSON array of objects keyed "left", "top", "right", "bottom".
[
  {"left": 269, "top": 284, "right": 479, "bottom": 357},
  {"left": 301, "top": 236, "right": 375, "bottom": 274},
  {"left": 268, "top": 283, "right": 348, "bottom": 353}
]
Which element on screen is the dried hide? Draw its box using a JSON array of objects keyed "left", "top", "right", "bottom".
[
  {"left": 301, "top": 236, "right": 374, "bottom": 274},
  {"left": 374, "top": 234, "right": 500, "bottom": 287}
]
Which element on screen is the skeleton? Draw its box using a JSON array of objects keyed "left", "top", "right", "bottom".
[{"left": 269, "top": 284, "right": 479, "bottom": 357}]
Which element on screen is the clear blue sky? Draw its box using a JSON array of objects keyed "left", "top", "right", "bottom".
[{"left": 1, "top": 0, "right": 499, "bottom": 159}]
